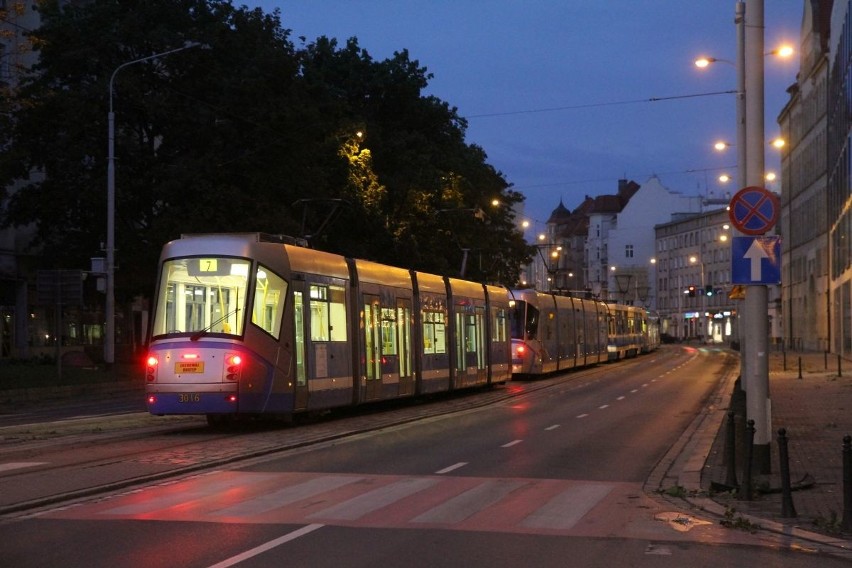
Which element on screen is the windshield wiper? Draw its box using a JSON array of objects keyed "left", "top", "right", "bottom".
[{"left": 190, "top": 308, "right": 241, "bottom": 341}]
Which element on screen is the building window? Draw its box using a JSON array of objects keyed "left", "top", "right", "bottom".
[{"left": 625, "top": 244, "right": 634, "bottom": 258}]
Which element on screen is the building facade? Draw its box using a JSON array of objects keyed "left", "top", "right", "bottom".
[
  {"left": 654, "top": 209, "right": 738, "bottom": 343},
  {"left": 827, "top": 0, "right": 852, "bottom": 356},
  {"left": 778, "top": 0, "right": 832, "bottom": 352}
]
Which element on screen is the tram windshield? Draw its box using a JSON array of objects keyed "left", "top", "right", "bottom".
[
  {"left": 509, "top": 300, "right": 539, "bottom": 340},
  {"left": 151, "top": 257, "right": 251, "bottom": 338}
]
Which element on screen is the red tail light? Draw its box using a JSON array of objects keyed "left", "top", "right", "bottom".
[
  {"left": 516, "top": 345, "right": 526, "bottom": 355},
  {"left": 226, "top": 354, "right": 243, "bottom": 381},
  {"left": 145, "top": 355, "right": 158, "bottom": 382}
]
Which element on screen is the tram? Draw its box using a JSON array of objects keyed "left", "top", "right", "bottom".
[{"left": 145, "top": 233, "right": 511, "bottom": 424}]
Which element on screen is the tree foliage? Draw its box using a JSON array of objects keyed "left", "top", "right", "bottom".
[{"left": 0, "top": 0, "right": 533, "bottom": 299}]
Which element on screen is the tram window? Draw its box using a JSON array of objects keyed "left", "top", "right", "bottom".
[
  {"left": 525, "top": 306, "right": 540, "bottom": 340},
  {"left": 309, "top": 284, "right": 347, "bottom": 342},
  {"left": 422, "top": 310, "right": 446, "bottom": 354},
  {"left": 252, "top": 265, "right": 288, "bottom": 339},
  {"left": 465, "top": 314, "right": 477, "bottom": 353},
  {"left": 492, "top": 307, "right": 508, "bottom": 342},
  {"left": 381, "top": 307, "right": 398, "bottom": 355},
  {"left": 152, "top": 257, "right": 249, "bottom": 337}
]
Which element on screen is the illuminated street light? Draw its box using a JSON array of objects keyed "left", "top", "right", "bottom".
[
  {"left": 767, "top": 44, "right": 795, "bottom": 58},
  {"left": 695, "top": 56, "right": 733, "bottom": 68}
]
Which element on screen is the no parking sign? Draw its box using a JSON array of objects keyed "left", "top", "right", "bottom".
[{"left": 728, "top": 186, "right": 779, "bottom": 235}]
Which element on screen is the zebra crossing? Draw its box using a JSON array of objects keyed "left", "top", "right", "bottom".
[{"left": 41, "top": 470, "right": 641, "bottom": 535}]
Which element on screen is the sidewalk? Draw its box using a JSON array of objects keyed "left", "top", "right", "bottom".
[{"left": 699, "top": 349, "right": 852, "bottom": 538}]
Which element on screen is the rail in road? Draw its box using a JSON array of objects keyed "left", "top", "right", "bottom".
[{"left": 0, "top": 346, "right": 697, "bottom": 517}]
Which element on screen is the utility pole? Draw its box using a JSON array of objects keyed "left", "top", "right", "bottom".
[{"left": 743, "top": 0, "right": 771, "bottom": 473}]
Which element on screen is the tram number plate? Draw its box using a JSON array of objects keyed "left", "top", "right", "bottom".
[
  {"left": 175, "top": 362, "right": 204, "bottom": 373},
  {"left": 178, "top": 393, "right": 201, "bottom": 403}
]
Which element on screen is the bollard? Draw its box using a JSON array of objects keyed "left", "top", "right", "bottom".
[
  {"left": 839, "top": 354, "right": 843, "bottom": 378},
  {"left": 798, "top": 356, "right": 802, "bottom": 380},
  {"left": 783, "top": 349, "right": 787, "bottom": 371},
  {"left": 778, "top": 428, "right": 797, "bottom": 517},
  {"left": 739, "top": 419, "right": 755, "bottom": 501},
  {"left": 826, "top": 350, "right": 829, "bottom": 371},
  {"left": 725, "top": 411, "right": 738, "bottom": 488},
  {"left": 843, "top": 436, "right": 852, "bottom": 532}
]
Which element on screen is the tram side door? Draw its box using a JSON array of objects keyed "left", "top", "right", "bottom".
[
  {"left": 397, "top": 299, "right": 414, "bottom": 396},
  {"left": 292, "top": 284, "right": 308, "bottom": 410},
  {"left": 363, "top": 295, "right": 383, "bottom": 401},
  {"left": 474, "top": 306, "right": 486, "bottom": 383}
]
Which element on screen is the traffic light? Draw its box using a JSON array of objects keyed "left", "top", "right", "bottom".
[
  {"left": 688, "top": 285, "right": 696, "bottom": 297},
  {"left": 705, "top": 285, "right": 714, "bottom": 296}
]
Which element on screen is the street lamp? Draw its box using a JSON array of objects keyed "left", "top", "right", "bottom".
[{"left": 106, "top": 41, "right": 202, "bottom": 365}]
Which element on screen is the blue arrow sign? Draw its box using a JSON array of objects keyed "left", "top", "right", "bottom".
[{"left": 731, "top": 236, "right": 781, "bottom": 285}]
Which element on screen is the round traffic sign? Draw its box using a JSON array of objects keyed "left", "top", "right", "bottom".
[{"left": 728, "top": 186, "right": 779, "bottom": 235}]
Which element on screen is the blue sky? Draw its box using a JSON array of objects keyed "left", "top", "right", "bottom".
[{"left": 249, "top": 1, "right": 801, "bottom": 236}]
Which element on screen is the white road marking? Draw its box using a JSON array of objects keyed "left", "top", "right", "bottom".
[
  {"left": 214, "top": 475, "right": 359, "bottom": 516},
  {"left": 206, "top": 524, "right": 324, "bottom": 568},
  {"left": 413, "top": 479, "right": 527, "bottom": 524},
  {"left": 435, "top": 462, "right": 468, "bottom": 475},
  {"left": 501, "top": 440, "right": 523, "bottom": 448},
  {"left": 308, "top": 478, "right": 438, "bottom": 520},
  {"left": 521, "top": 483, "right": 613, "bottom": 530},
  {"left": 0, "top": 462, "right": 47, "bottom": 473},
  {"left": 544, "top": 424, "right": 561, "bottom": 431},
  {"left": 598, "top": 404, "right": 609, "bottom": 410},
  {"left": 576, "top": 413, "right": 589, "bottom": 419},
  {"left": 616, "top": 396, "right": 625, "bottom": 401},
  {"left": 103, "top": 473, "right": 280, "bottom": 515}
]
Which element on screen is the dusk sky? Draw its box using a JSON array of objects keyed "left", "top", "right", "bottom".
[{"left": 250, "top": 1, "right": 802, "bottom": 237}]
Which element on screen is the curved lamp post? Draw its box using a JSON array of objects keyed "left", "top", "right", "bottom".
[{"left": 106, "top": 41, "right": 201, "bottom": 365}]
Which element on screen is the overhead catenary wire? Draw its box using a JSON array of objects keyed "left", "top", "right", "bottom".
[{"left": 466, "top": 90, "right": 739, "bottom": 119}]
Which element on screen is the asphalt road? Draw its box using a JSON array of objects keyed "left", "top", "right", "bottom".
[{"left": 0, "top": 346, "right": 846, "bottom": 567}]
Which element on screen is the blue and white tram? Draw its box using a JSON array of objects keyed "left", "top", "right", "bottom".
[
  {"left": 606, "top": 304, "right": 659, "bottom": 361},
  {"left": 145, "top": 233, "right": 511, "bottom": 423},
  {"left": 508, "top": 289, "right": 608, "bottom": 376}
]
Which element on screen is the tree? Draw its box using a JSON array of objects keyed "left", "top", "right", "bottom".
[{"left": 0, "top": 0, "right": 531, "bottom": 303}]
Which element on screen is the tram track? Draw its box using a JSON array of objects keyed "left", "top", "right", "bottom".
[{"left": 0, "top": 346, "right": 690, "bottom": 517}]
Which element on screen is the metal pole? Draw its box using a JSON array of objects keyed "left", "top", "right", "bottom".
[
  {"left": 106, "top": 105, "right": 115, "bottom": 366},
  {"left": 724, "top": 411, "right": 738, "bottom": 488},
  {"left": 735, "top": 1, "right": 748, "bottom": 387},
  {"left": 743, "top": 0, "right": 771, "bottom": 474},
  {"left": 843, "top": 435, "right": 852, "bottom": 531},
  {"left": 778, "top": 428, "right": 796, "bottom": 517}
]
